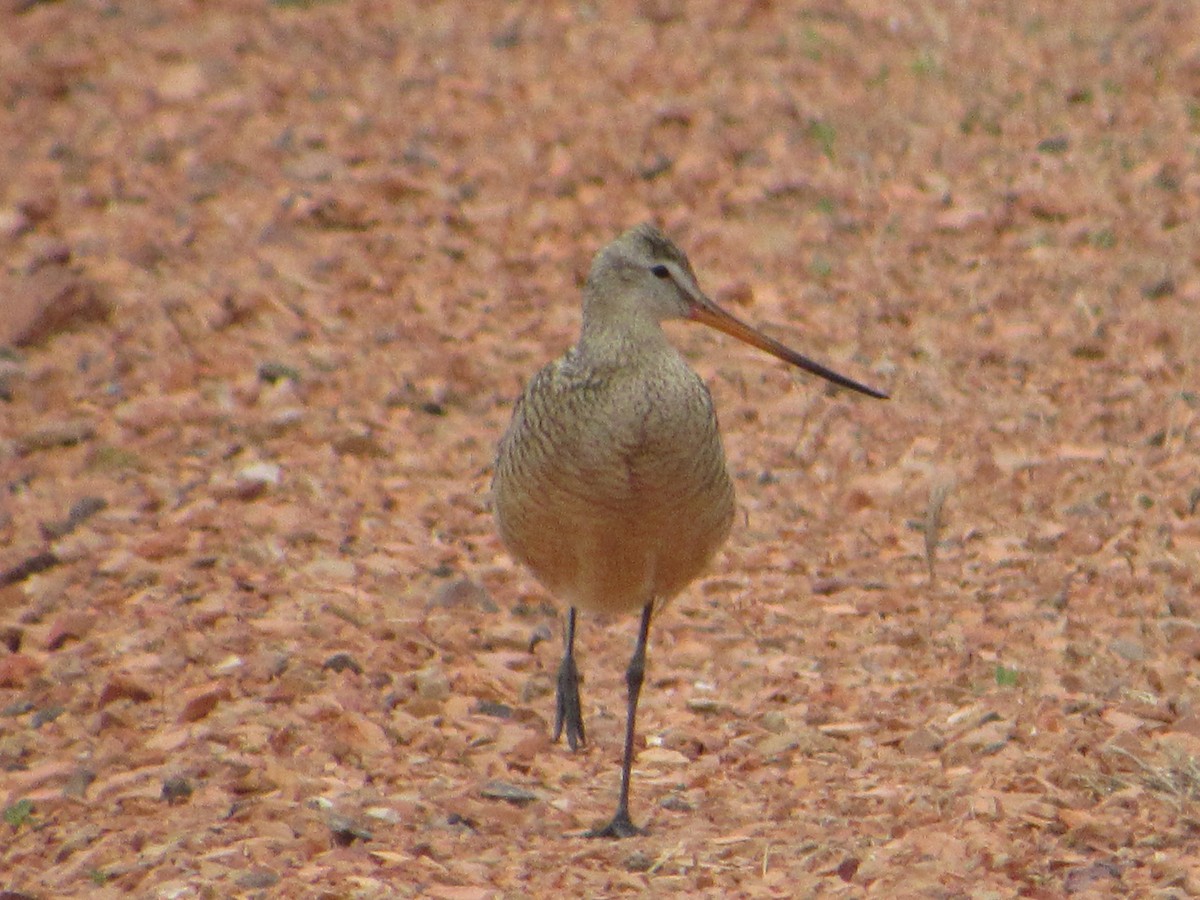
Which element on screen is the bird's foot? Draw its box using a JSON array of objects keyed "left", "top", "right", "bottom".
[
  {"left": 584, "top": 810, "right": 644, "bottom": 839},
  {"left": 552, "top": 655, "right": 585, "bottom": 750}
]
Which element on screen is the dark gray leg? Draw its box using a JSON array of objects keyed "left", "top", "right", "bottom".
[
  {"left": 586, "top": 602, "right": 653, "bottom": 839},
  {"left": 553, "top": 607, "right": 585, "bottom": 750}
]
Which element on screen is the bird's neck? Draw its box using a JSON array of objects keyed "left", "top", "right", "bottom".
[{"left": 577, "top": 315, "right": 676, "bottom": 371}]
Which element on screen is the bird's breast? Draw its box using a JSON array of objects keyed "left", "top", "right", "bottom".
[{"left": 493, "top": 353, "right": 735, "bottom": 615}]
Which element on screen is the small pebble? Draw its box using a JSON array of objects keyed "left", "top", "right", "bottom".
[
  {"left": 1109, "top": 638, "right": 1146, "bottom": 662},
  {"left": 161, "top": 776, "right": 194, "bottom": 804},
  {"left": 0, "top": 206, "right": 30, "bottom": 240},
  {"left": 15, "top": 419, "right": 95, "bottom": 455},
  {"left": 234, "top": 870, "right": 280, "bottom": 890},
  {"left": 472, "top": 699, "right": 514, "bottom": 719},
  {"left": 660, "top": 794, "right": 694, "bottom": 812},
  {"left": 323, "top": 653, "right": 363, "bottom": 675},
  {"left": 364, "top": 806, "right": 402, "bottom": 824},
  {"left": 623, "top": 850, "right": 655, "bottom": 872},
  {"left": 327, "top": 813, "right": 372, "bottom": 846},
  {"left": 428, "top": 577, "right": 496, "bottom": 611},
  {"left": 257, "top": 361, "right": 301, "bottom": 383},
  {"left": 62, "top": 768, "right": 95, "bottom": 799},
  {"left": 303, "top": 557, "right": 357, "bottom": 582},
  {"left": 237, "top": 461, "right": 281, "bottom": 487},
  {"left": 761, "top": 710, "right": 789, "bottom": 734},
  {"left": 415, "top": 665, "right": 450, "bottom": 701},
  {"left": 480, "top": 780, "right": 538, "bottom": 805},
  {"left": 31, "top": 705, "right": 64, "bottom": 728}
]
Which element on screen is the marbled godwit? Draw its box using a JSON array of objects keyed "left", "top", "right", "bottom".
[{"left": 493, "top": 223, "right": 887, "bottom": 838}]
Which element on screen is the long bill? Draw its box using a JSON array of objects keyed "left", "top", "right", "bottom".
[{"left": 688, "top": 295, "right": 889, "bottom": 400}]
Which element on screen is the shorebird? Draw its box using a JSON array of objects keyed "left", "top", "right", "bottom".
[{"left": 492, "top": 223, "right": 887, "bottom": 838}]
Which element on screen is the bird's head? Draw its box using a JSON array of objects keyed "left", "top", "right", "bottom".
[{"left": 582, "top": 223, "right": 888, "bottom": 399}]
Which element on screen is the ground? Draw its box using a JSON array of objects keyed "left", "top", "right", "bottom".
[{"left": 2, "top": 0, "right": 1200, "bottom": 897}]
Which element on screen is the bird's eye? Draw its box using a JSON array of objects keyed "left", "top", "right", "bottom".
[{"left": 650, "top": 264, "right": 671, "bottom": 280}]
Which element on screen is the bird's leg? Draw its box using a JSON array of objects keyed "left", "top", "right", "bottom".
[
  {"left": 586, "top": 601, "right": 653, "bottom": 839},
  {"left": 553, "top": 606, "right": 585, "bottom": 750}
]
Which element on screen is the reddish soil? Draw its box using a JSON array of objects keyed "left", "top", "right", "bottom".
[{"left": 3, "top": 1, "right": 1200, "bottom": 896}]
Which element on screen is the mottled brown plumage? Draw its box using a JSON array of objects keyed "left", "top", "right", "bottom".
[
  {"left": 493, "top": 223, "right": 886, "bottom": 838},
  {"left": 493, "top": 262, "right": 734, "bottom": 617}
]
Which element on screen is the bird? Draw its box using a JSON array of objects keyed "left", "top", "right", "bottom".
[{"left": 492, "top": 223, "right": 888, "bottom": 838}]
